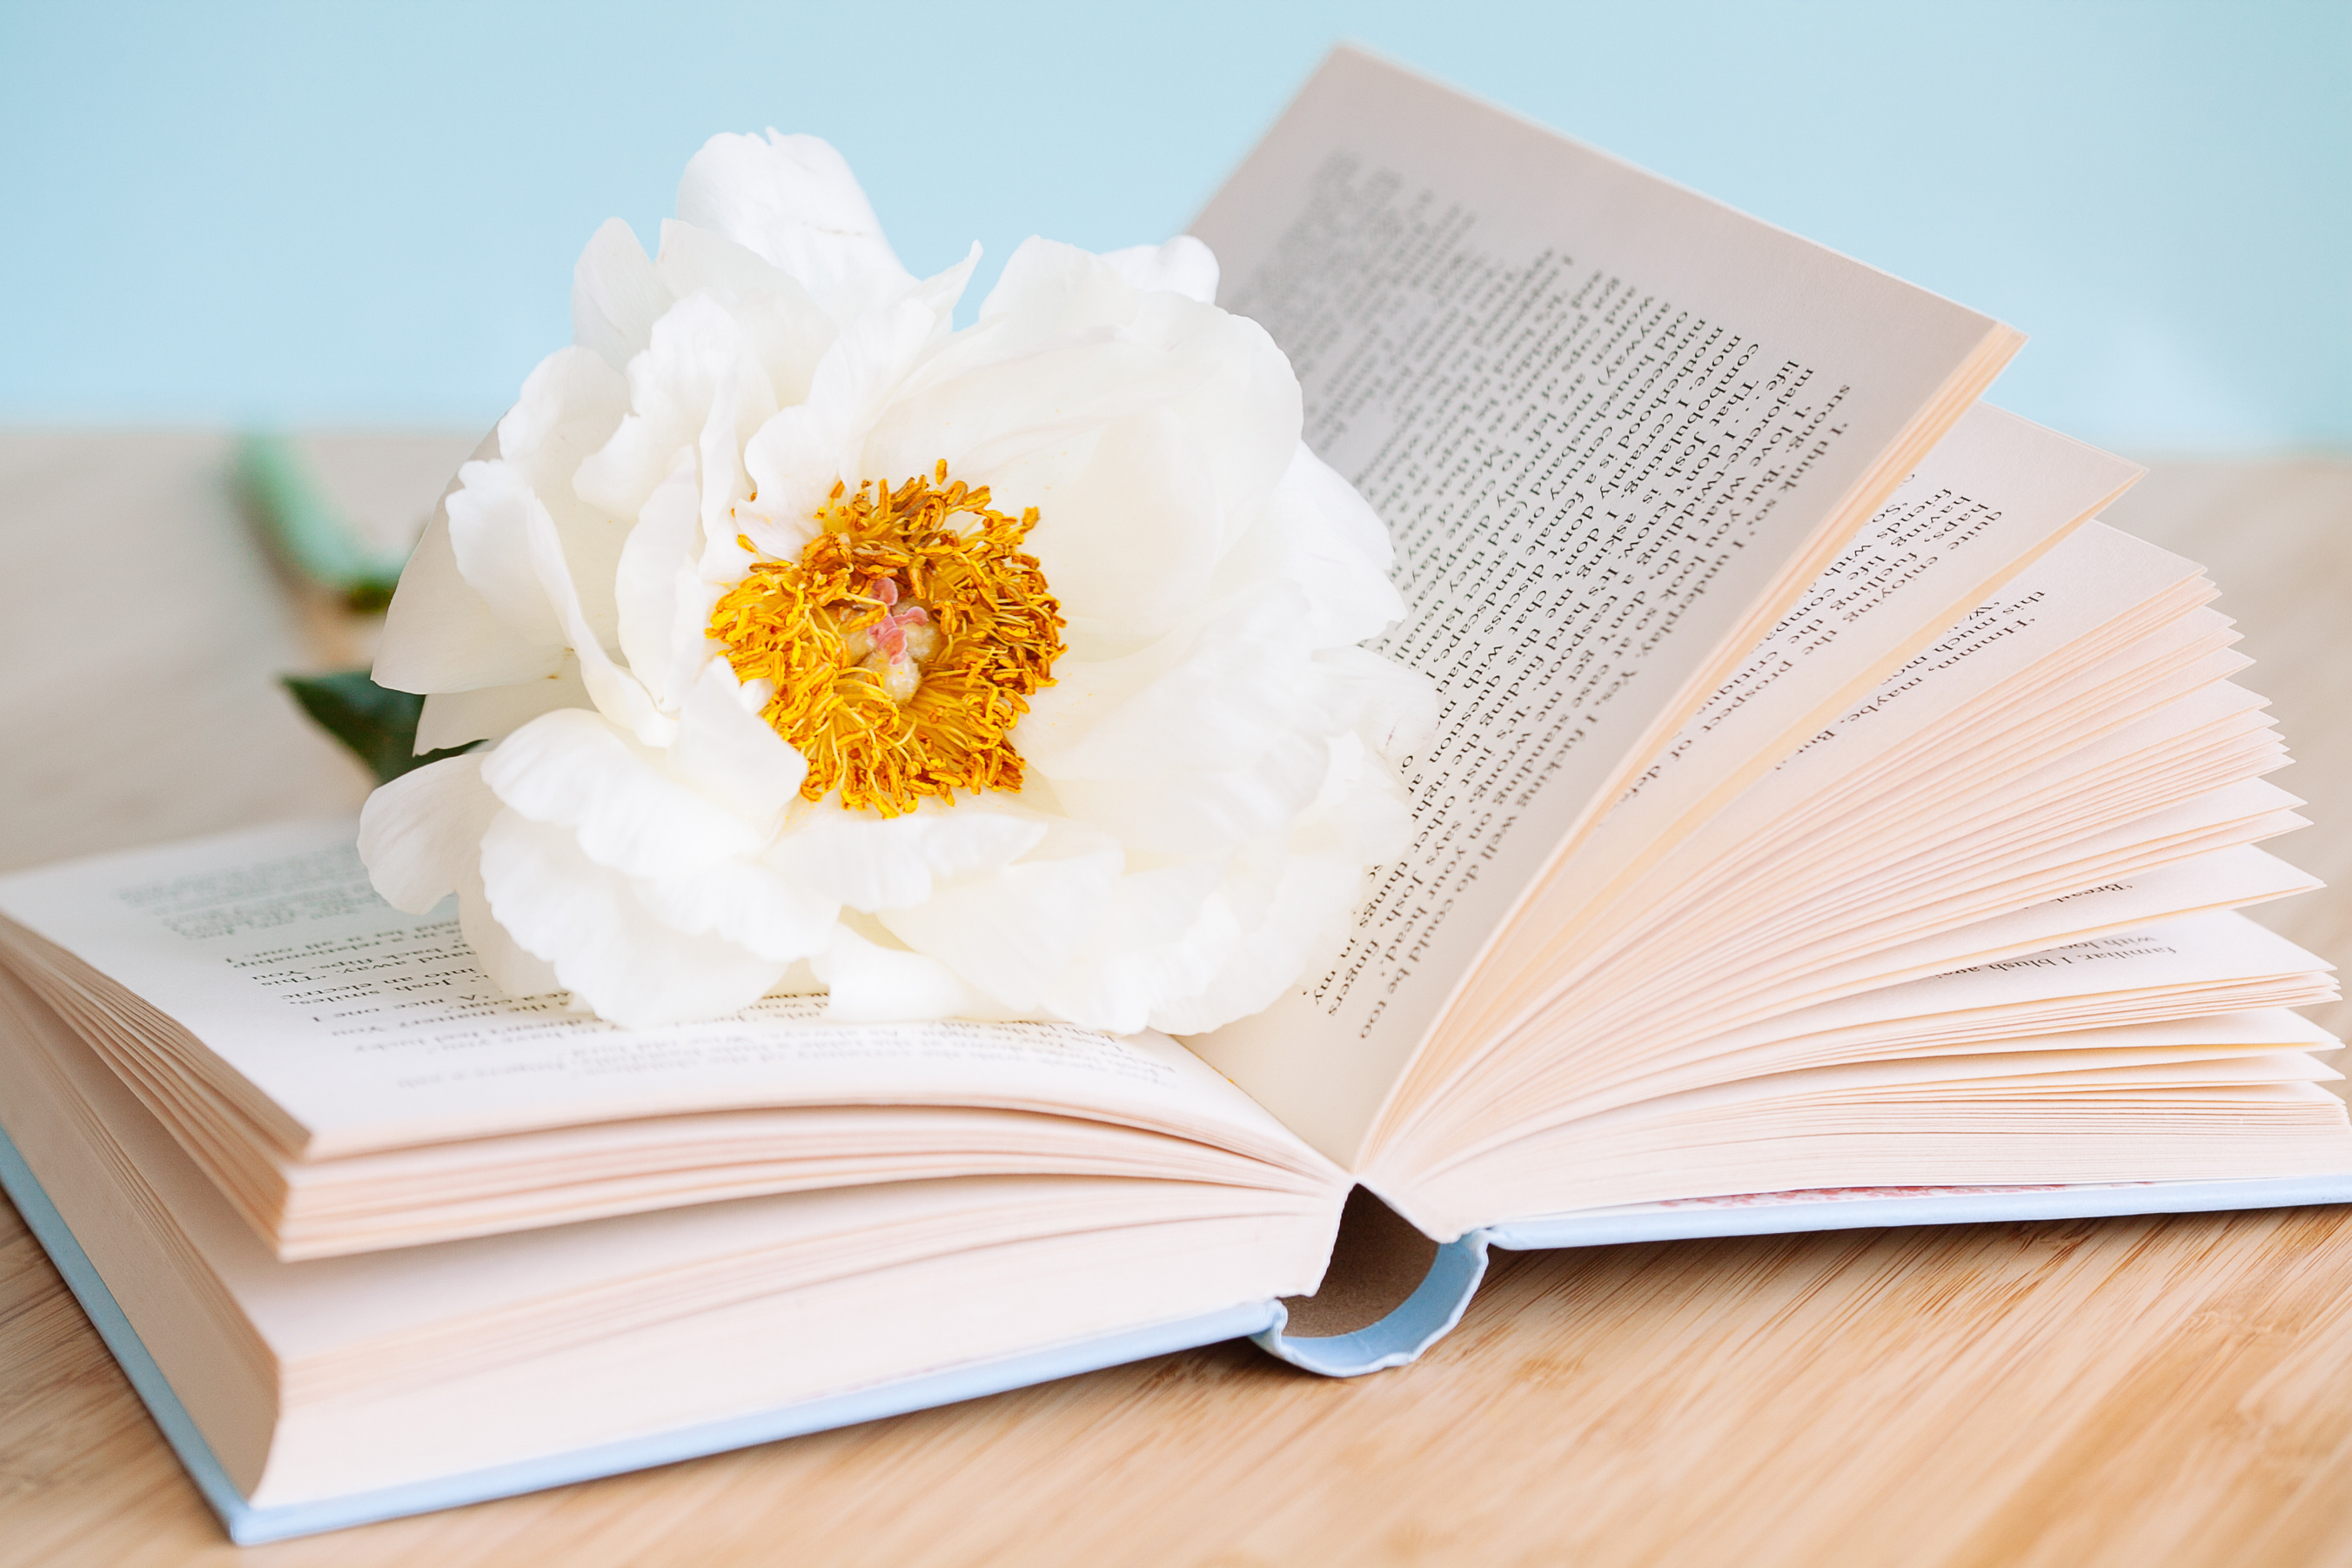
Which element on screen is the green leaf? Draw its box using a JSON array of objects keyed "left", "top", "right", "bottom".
[{"left": 282, "top": 670, "right": 474, "bottom": 785}]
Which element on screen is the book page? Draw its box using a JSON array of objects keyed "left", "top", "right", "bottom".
[
  {"left": 1528, "top": 889, "right": 2341, "bottom": 1131},
  {"left": 1412, "top": 410, "right": 2144, "bottom": 1063},
  {"left": 1576, "top": 406, "right": 2138, "bottom": 883},
  {"left": 0, "top": 821, "right": 1337, "bottom": 1170},
  {"left": 0, "top": 968, "right": 1342, "bottom": 1501},
  {"left": 1409, "top": 1001, "right": 2351, "bottom": 1236},
  {"left": 1565, "top": 1009, "right": 2342, "bottom": 1131},
  {"left": 1397, "top": 521, "right": 2233, "bottom": 1101},
  {"left": 1188, "top": 47, "right": 2017, "bottom": 1163},
  {"left": 1377, "top": 842, "right": 2329, "bottom": 1175}
]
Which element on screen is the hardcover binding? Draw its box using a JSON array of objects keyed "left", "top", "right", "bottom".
[
  {"left": 1483, "top": 1178, "right": 2352, "bottom": 1250},
  {"left": 1254, "top": 1233, "right": 1491, "bottom": 1377},
  {"left": 11, "top": 1114, "right": 2352, "bottom": 1543},
  {"left": 1254, "top": 1175, "right": 2352, "bottom": 1377},
  {"left": 0, "top": 1124, "right": 1278, "bottom": 1546}
]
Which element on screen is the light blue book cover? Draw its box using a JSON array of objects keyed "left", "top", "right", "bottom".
[{"left": 10, "top": 1116, "right": 2349, "bottom": 1545}]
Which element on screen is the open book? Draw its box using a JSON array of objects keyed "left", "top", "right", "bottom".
[{"left": 3, "top": 47, "right": 2342, "bottom": 1544}]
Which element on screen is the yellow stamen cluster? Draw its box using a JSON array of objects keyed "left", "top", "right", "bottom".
[{"left": 707, "top": 463, "right": 1066, "bottom": 816}]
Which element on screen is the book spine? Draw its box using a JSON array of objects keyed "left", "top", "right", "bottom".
[{"left": 1252, "top": 1232, "right": 1491, "bottom": 1377}]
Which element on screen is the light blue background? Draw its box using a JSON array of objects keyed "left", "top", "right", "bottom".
[{"left": 3, "top": 1, "right": 2344, "bottom": 449}]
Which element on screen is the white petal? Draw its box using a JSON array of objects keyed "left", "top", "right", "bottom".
[
  {"left": 1037, "top": 860, "right": 1236, "bottom": 1035},
  {"left": 357, "top": 752, "right": 499, "bottom": 913},
  {"left": 445, "top": 458, "right": 569, "bottom": 647},
  {"left": 922, "top": 240, "right": 1293, "bottom": 541},
  {"left": 573, "top": 293, "right": 777, "bottom": 526},
  {"left": 480, "top": 708, "right": 760, "bottom": 878},
  {"left": 1148, "top": 849, "right": 1364, "bottom": 1035},
  {"left": 1282, "top": 442, "right": 1391, "bottom": 570},
  {"left": 1127, "top": 295, "right": 1301, "bottom": 548},
  {"left": 1047, "top": 751, "right": 1329, "bottom": 858},
  {"left": 908, "top": 243, "right": 981, "bottom": 341},
  {"left": 457, "top": 856, "right": 563, "bottom": 996},
  {"left": 769, "top": 805, "right": 1046, "bottom": 912},
  {"left": 1233, "top": 444, "right": 1406, "bottom": 646},
  {"left": 377, "top": 493, "right": 565, "bottom": 693},
  {"left": 479, "top": 810, "right": 787, "bottom": 1026},
  {"left": 613, "top": 456, "right": 706, "bottom": 711},
  {"left": 740, "top": 297, "right": 936, "bottom": 546},
  {"left": 1133, "top": 743, "right": 1409, "bottom": 1035},
  {"left": 1315, "top": 645, "right": 1437, "bottom": 763},
  {"left": 415, "top": 660, "right": 591, "bottom": 751},
  {"left": 881, "top": 830, "right": 1126, "bottom": 1014},
  {"left": 519, "top": 485, "right": 672, "bottom": 743},
  {"left": 654, "top": 219, "right": 836, "bottom": 408},
  {"left": 694, "top": 369, "right": 765, "bottom": 552},
  {"left": 974, "top": 237, "right": 1140, "bottom": 342},
  {"left": 667, "top": 657, "right": 806, "bottom": 833},
  {"left": 632, "top": 854, "right": 836, "bottom": 962},
  {"left": 498, "top": 346, "right": 631, "bottom": 485},
  {"left": 1317, "top": 732, "right": 1416, "bottom": 864},
  {"left": 675, "top": 131, "right": 908, "bottom": 302},
  {"left": 811, "top": 923, "right": 1002, "bottom": 1023},
  {"left": 864, "top": 335, "right": 1197, "bottom": 487},
  {"left": 573, "top": 218, "right": 674, "bottom": 371},
  {"left": 496, "top": 351, "right": 633, "bottom": 646},
  {"left": 1100, "top": 235, "right": 1219, "bottom": 305},
  {"left": 695, "top": 525, "right": 759, "bottom": 599},
  {"left": 1022, "top": 590, "right": 1335, "bottom": 854},
  {"left": 1018, "top": 407, "right": 1222, "bottom": 655},
  {"left": 656, "top": 216, "right": 803, "bottom": 300}
]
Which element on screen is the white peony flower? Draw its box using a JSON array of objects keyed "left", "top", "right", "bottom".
[{"left": 359, "top": 131, "right": 1432, "bottom": 1034}]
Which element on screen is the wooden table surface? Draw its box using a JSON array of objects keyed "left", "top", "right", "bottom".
[{"left": 3, "top": 433, "right": 2349, "bottom": 1567}]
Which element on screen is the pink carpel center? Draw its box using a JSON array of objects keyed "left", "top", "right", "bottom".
[{"left": 843, "top": 576, "right": 942, "bottom": 702}]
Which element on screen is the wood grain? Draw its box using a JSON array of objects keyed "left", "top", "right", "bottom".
[{"left": 0, "top": 435, "right": 2347, "bottom": 1566}]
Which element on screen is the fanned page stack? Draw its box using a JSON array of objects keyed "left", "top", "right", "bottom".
[{"left": 3, "top": 47, "right": 2344, "bottom": 1544}]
